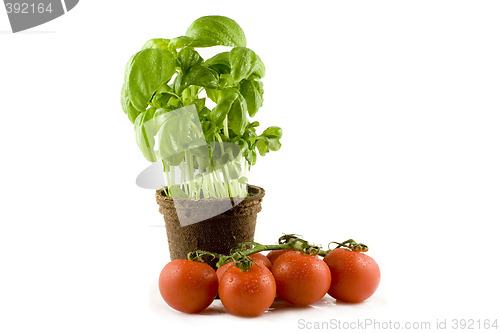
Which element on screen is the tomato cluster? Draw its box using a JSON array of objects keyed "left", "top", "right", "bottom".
[{"left": 158, "top": 248, "right": 380, "bottom": 317}]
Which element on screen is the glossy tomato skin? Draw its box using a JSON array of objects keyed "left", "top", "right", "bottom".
[
  {"left": 266, "top": 249, "right": 293, "bottom": 265},
  {"left": 158, "top": 259, "right": 218, "bottom": 314},
  {"left": 271, "top": 251, "right": 331, "bottom": 306},
  {"left": 216, "top": 253, "right": 272, "bottom": 280},
  {"left": 216, "top": 261, "right": 233, "bottom": 281},
  {"left": 249, "top": 253, "right": 273, "bottom": 270},
  {"left": 219, "top": 264, "right": 276, "bottom": 317},
  {"left": 323, "top": 248, "right": 380, "bottom": 303}
]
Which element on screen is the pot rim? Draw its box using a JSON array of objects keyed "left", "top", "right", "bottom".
[{"left": 155, "top": 184, "right": 265, "bottom": 203}]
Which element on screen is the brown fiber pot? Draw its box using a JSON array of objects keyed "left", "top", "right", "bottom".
[{"left": 155, "top": 185, "right": 265, "bottom": 269}]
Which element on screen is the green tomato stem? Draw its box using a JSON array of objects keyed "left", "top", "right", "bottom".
[
  {"left": 187, "top": 235, "right": 369, "bottom": 273},
  {"left": 187, "top": 234, "right": 339, "bottom": 271}
]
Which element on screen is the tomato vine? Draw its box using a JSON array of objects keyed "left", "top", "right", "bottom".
[{"left": 187, "top": 234, "right": 369, "bottom": 272}]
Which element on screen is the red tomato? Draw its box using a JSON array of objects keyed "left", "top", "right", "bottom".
[
  {"left": 249, "top": 252, "right": 273, "bottom": 270},
  {"left": 219, "top": 264, "right": 276, "bottom": 317},
  {"left": 271, "top": 251, "right": 331, "bottom": 306},
  {"left": 216, "top": 253, "right": 272, "bottom": 280},
  {"left": 323, "top": 248, "right": 380, "bottom": 303},
  {"left": 216, "top": 261, "right": 234, "bottom": 281},
  {"left": 266, "top": 249, "right": 293, "bottom": 265},
  {"left": 158, "top": 259, "right": 218, "bottom": 314}
]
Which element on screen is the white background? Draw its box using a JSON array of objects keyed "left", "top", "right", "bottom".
[{"left": 1, "top": 1, "right": 499, "bottom": 332}]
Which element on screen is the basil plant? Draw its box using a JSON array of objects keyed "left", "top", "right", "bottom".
[{"left": 121, "top": 16, "right": 282, "bottom": 199}]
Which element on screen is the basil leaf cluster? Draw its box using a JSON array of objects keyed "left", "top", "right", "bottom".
[{"left": 121, "top": 16, "right": 282, "bottom": 198}]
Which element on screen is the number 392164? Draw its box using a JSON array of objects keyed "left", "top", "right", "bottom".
[{"left": 5, "top": 2, "right": 54, "bottom": 14}]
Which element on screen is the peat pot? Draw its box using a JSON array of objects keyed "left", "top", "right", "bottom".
[{"left": 155, "top": 185, "right": 265, "bottom": 269}]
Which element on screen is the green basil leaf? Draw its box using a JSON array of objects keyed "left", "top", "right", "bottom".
[
  {"left": 126, "top": 49, "right": 176, "bottom": 110},
  {"left": 169, "top": 36, "right": 194, "bottom": 49},
  {"left": 193, "top": 98, "right": 206, "bottom": 113},
  {"left": 123, "top": 53, "right": 135, "bottom": 82},
  {"left": 228, "top": 96, "right": 248, "bottom": 136},
  {"left": 239, "top": 79, "right": 264, "bottom": 117},
  {"left": 202, "top": 120, "right": 216, "bottom": 143},
  {"left": 142, "top": 38, "right": 171, "bottom": 50},
  {"left": 267, "top": 137, "right": 281, "bottom": 151},
  {"left": 224, "top": 140, "right": 242, "bottom": 158},
  {"left": 121, "top": 83, "right": 142, "bottom": 123},
  {"left": 156, "top": 83, "right": 177, "bottom": 96},
  {"left": 157, "top": 108, "right": 202, "bottom": 163},
  {"left": 173, "top": 72, "right": 184, "bottom": 95},
  {"left": 218, "top": 73, "right": 235, "bottom": 88},
  {"left": 126, "top": 102, "right": 142, "bottom": 124},
  {"left": 243, "top": 125, "right": 258, "bottom": 144},
  {"left": 183, "top": 64, "right": 219, "bottom": 89},
  {"left": 134, "top": 108, "right": 158, "bottom": 162},
  {"left": 163, "top": 153, "right": 185, "bottom": 166},
  {"left": 186, "top": 16, "right": 246, "bottom": 48},
  {"left": 177, "top": 47, "right": 203, "bottom": 73},
  {"left": 248, "top": 121, "right": 260, "bottom": 129},
  {"left": 232, "top": 137, "right": 248, "bottom": 156},
  {"left": 253, "top": 55, "right": 265, "bottom": 79},
  {"left": 198, "top": 106, "right": 211, "bottom": 119},
  {"left": 190, "top": 141, "right": 210, "bottom": 159},
  {"left": 211, "top": 90, "right": 238, "bottom": 126},
  {"left": 245, "top": 149, "right": 257, "bottom": 165},
  {"left": 168, "top": 97, "right": 181, "bottom": 108},
  {"left": 121, "top": 82, "right": 129, "bottom": 114},
  {"left": 181, "top": 86, "right": 201, "bottom": 106},
  {"left": 252, "top": 127, "right": 282, "bottom": 156},
  {"left": 255, "top": 138, "right": 270, "bottom": 156},
  {"left": 151, "top": 83, "right": 179, "bottom": 109},
  {"left": 168, "top": 185, "right": 189, "bottom": 198},
  {"left": 229, "top": 47, "right": 264, "bottom": 83},
  {"left": 205, "top": 88, "right": 220, "bottom": 103},
  {"left": 204, "top": 52, "right": 231, "bottom": 74},
  {"left": 153, "top": 108, "right": 170, "bottom": 132},
  {"left": 158, "top": 118, "right": 183, "bottom": 161},
  {"left": 262, "top": 126, "right": 282, "bottom": 139}
]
